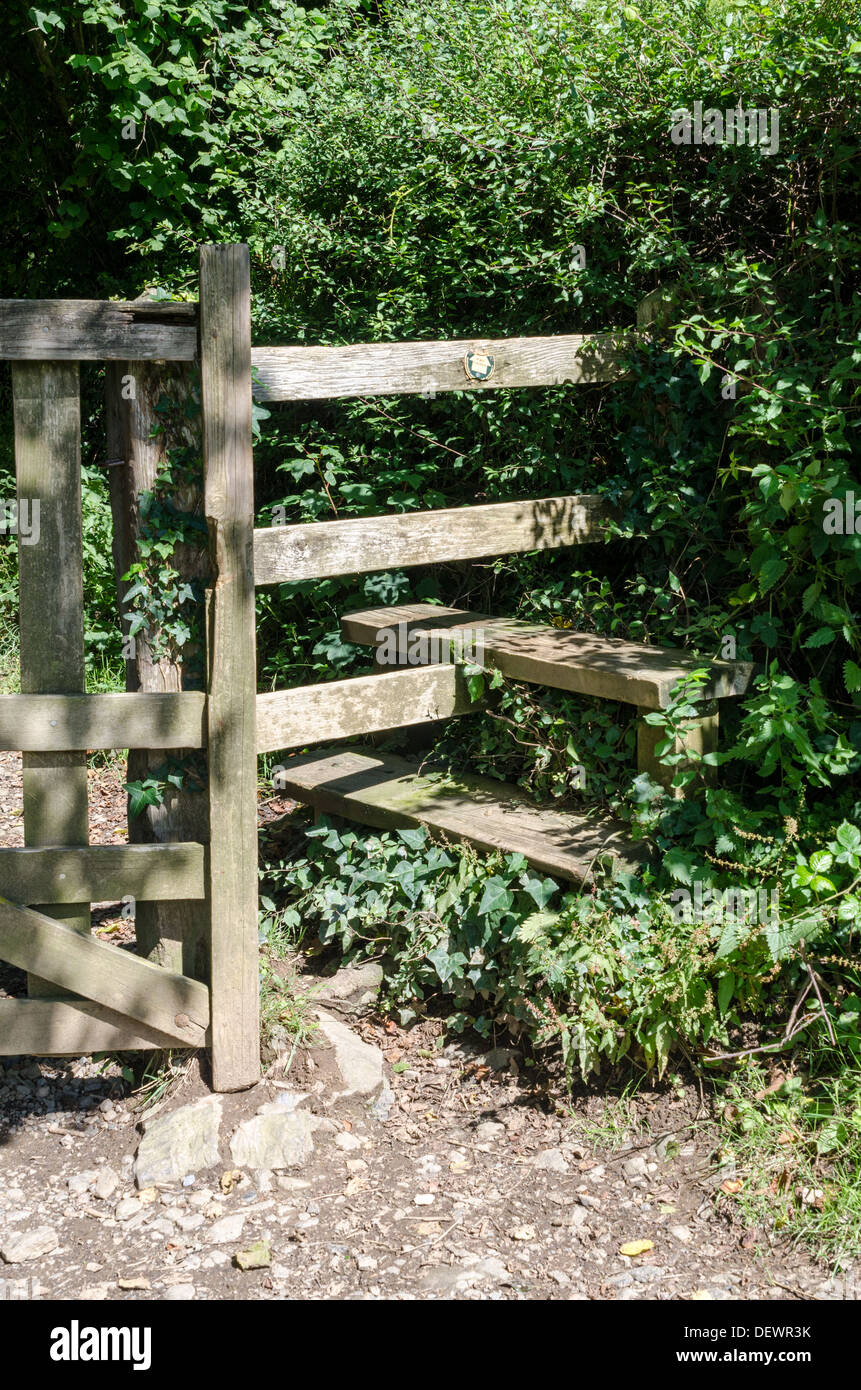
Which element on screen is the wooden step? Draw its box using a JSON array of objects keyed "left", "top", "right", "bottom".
[
  {"left": 341, "top": 604, "right": 752, "bottom": 709},
  {"left": 274, "top": 748, "right": 647, "bottom": 882}
]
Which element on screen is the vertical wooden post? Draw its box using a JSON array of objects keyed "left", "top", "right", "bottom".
[
  {"left": 12, "top": 362, "right": 89, "bottom": 995},
  {"left": 199, "top": 244, "right": 260, "bottom": 1091},
  {"left": 637, "top": 702, "right": 719, "bottom": 798},
  {"left": 105, "top": 358, "right": 210, "bottom": 980}
]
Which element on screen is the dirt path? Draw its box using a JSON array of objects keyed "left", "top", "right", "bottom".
[{"left": 0, "top": 752, "right": 855, "bottom": 1301}]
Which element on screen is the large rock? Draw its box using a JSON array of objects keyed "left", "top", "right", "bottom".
[
  {"left": 307, "top": 961, "right": 384, "bottom": 1013},
  {"left": 229, "top": 1106, "right": 313, "bottom": 1171},
  {"left": 316, "top": 1010, "right": 384, "bottom": 1097},
  {"left": 134, "top": 1096, "right": 223, "bottom": 1188},
  {"left": 1, "top": 1227, "right": 59, "bottom": 1264}
]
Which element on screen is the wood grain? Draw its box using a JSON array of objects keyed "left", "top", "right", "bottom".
[
  {"left": 0, "top": 998, "right": 190, "bottom": 1056},
  {"left": 0, "top": 299, "right": 197, "bottom": 360},
  {"left": 0, "top": 843, "right": 206, "bottom": 905},
  {"left": 342, "top": 603, "right": 754, "bottom": 710},
  {"left": 254, "top": 493, "right": 614, "bottom": 586},
  {"left": 0, "top": 896, "right": 210, "bottom": 1046},
  {"left": 250, "top": 333, "right": 629, "bottom": 401},
  {"left": 0, "top": 692, "right": 207, "bottom": 751},
  {"left": 13, "top": 361, "right": 90, "bottom": 996},
  {"left": 200, "top": 243, "right": 260, "bottom": 1090},
  {"left": 257, "top": 664, "right": 474, "bottom": 753},
  {"left": 276, "top": 747, "right": 645, "bottom": 882}
]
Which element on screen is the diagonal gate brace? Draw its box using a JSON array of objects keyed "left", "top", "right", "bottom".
[{"left": 0, "top": 895, "right": 210, "bottom": 1048}]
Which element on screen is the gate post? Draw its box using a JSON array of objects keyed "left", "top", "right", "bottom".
[{"left": 199, "top": 244, "right": 260, "bottom": 1091}]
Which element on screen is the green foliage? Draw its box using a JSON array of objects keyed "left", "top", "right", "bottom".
[{"left": 261, "top": 810, "right": 861, "bottom": 1084}]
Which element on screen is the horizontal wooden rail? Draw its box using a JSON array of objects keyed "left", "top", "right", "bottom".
[
  {"left": 254, "top": 493, "right": 614, "bottom": 586},
  {"left": 250, "top": 333, "right": 629, "bottom": 402},
  {"left": 0, "top": 299, "right": 198, "bottom": 361},
  {"left": 257, "top": 664, "right": 472, "bottom": 753},
  {"left": 0, "top": 896, "right": 210, "bottom": 1047},
  {"left": 0, "top": 843, "right": 206, "bottom": 905},
  {"left": 0, "top": 692, "right": 206, "bottom": 751},
  {"left": 0, "top": 998, "right": 191, "bottom": 1056}
]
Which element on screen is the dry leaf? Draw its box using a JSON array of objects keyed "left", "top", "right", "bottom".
[
  {"left": 619, "top": 1239, "right": 654, "bottom": 1257},
  {"left": 220, "top": 1169, "right": 242, "bottom": 1194}
]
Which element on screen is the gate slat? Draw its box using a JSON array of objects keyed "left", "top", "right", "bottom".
[
  {"left": 0, "top": 896, "right": 210, "bottom": 1047},
  {"left": 0, "top": 843, "right": 206, "bottom": 904}
]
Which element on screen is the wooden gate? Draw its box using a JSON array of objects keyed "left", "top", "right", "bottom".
[
  {"left": 0, "top": 246, "right": 258, "bottom": 1092},
  {"left": 0, "top": 246, "right": 749, "bottom": 1092}
]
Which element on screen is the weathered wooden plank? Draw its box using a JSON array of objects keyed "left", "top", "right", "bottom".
[
  {"left": 0, "top": 692, "right": 207, "bottom": 751},
  {"left": 257, "top": 664, "right": 474, "bottom": 754},
  {"left": 0, "top": 300, "right": 197, "bottom": 360},
  {"left": 0, "top": 999, "right": 188, "bottom": 1056},
  {"left": 13, "top": 361, "right": 89, "bottom": 997},
  {"left": 0, "top": 896, "right": 209, "bottom": 1047},
  {"left": 276, "top": 748, "right": 646, "bottom": 882},
  {"left": 106, "top": 355, "right": 210, "bottom": 976},
  {"left": 200, "top": 243, "right": 260, "bottom": 1091},
  {"left": 250, "top": 333, "right": 629, "bottom": 401},
  {"left": 254, "top": 493, "right": 614, "bottom": 586},
  {"left": 342, "top": 604, "right": 754, "bottom": 710},
  {"left": 0, "top": 843, "right": 206, "bottom": 905}
]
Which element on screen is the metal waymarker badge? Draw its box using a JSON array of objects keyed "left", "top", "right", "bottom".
[{"left": 463, "top": 350, "right": 495, "bottom": 382}]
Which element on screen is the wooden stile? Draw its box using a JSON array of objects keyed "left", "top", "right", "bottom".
[
  {"left": 256, "top": 664, "right": 473, "bottom": 754},
  {"left": 250, "top": 332, "right": 628, "bottom": 401},
  {"left": 199, "top": 244, "right": 260, "bottom": 1090},
  {"left": 254, "top": 493, "right": 615, "bottom": 586}
]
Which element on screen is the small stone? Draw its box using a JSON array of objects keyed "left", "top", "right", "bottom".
[
  {"left": 334, "top": 1131, "right": 363, "bottom": 1152},
  {"left": 623, "top": 1155, "right": 649, "bottom": 1179},
  {"left": 115, "top": 1198, "right": 142, "bottom": 1222},
  {"left": 355, "top": 1254, "right": 378, "bottom": 1272},
  {"left": 509, "top": 1224, "right": 537, "bottom": 1242},
  {"left": 117, "top": 1276, "right": 150, "bottom": 1291},
  {"left": 176, "top": 1213, "right": 204, "bottom": 1233},
  {"left": 670, "top": 1225, "right": 692, "bottom": 1244},
  {"left": 92, "top": 1167, "right": 119, "bottom": 1202},
  {"left": 1, "top": 1227, "right": 59, "bottom": 1264},
  {"left": 163, "top": 1284, "right": 196, "bottom": 1300},
  {"left": 531, "top": 1148, "right": 569, "bottom": 1173},
  {"left": 68, "top": 1171, "right": 98, "bottom": 1197},
  {"left": 369, "top": 1085, "right": 396, "bottom": 1122},
  {"left": 234, "top": 1240, "right": 271, "bottom": 1271},
  {"left": 208, "top": 1214, "right": 245, "bottom": 1245},
  {"left": 413, "top": 1193, "right": 435, "bottom": 1206},
  {"left": 475, "top": 1121, "right": 505, "bottom": 1143}
]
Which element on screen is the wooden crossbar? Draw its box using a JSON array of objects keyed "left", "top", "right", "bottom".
[
  {"left": 250, "top": 333, "right": 629, "bottom": 401},
  {"left": 0, "top": 299, "right": 198, "bottom": 361},
  {"left": 0, "top": 843, "right": 206, "bottom": 905},
  {"left": 0, "top": 896, "right": 210, "bottom": 1047},
  {"left": 0, "top": 998, "right": 193, "bottom": 1056},
  {"left": 0, "top": 692, "right": 207, "bottom": 751},
  {"left": 257, "top": 664, "right": 472, "bottom": 753},
  {"left": 254, "top": 493, "right": 614, "bottom": 586}
]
